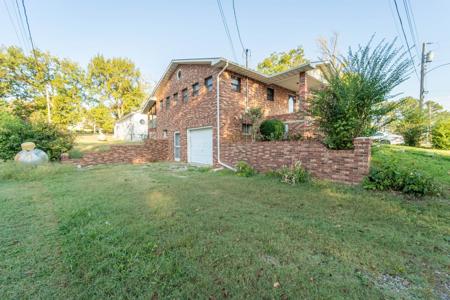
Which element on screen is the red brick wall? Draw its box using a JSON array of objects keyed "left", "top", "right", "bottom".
[
  {"left": 151, "top": 64, "right": 302, "bottom": 163},
  {"left": 153, "top": 64, "right": 220, "bottom": 163},
  {"left": 221, "top": 138, "right": 372, "bottom": 184},
  {"left": 62, "top": 139, "right": 169, "bottom": 167},
  {"left": 219, "top": 71, "right": 298, "bottom": 143}
]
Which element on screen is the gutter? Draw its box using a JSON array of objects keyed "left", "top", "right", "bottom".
[{"left": 216, "top": 61, "right": 236, "bottom": 171}]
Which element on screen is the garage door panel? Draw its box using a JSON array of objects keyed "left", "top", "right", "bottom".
[{"left": 188, "top": 128, "right": 213, "bottom": 165}]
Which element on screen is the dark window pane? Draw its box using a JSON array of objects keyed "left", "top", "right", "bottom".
[
  {"left": 205, "top": 76, "right": 213, "bottom": 91},
  {"left": 267, "top": 88, "right": 274, "bottom": 101},
  {"left": 231, "top": 76, "right": 241, "bottom": 92},
  {"left": 165, "top": 96, "right": 170, "bottom": 109},
  {"left": 242, "top": 124, "right": 252, "bottom": 135},
  {"left": 182, "top": 88, "right": 188, "bottom": 102},
  {"left": 192, "top": 82, "right": 200, "bottom": 96}
]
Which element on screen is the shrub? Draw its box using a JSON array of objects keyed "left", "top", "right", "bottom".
[
  {"left": 274, "top": 162, "right": 309, "bottom": 185},
  {"left": 363, "top": 160, "right": 440, "bottom": 197},
  {"left": 0, "top": 112, "right": 74, "bottom": 161},
  {"left": 432, "top": 118, "right": 450, "bottom": 150},
  {"left": 394, "top": 99, "right": 426, "bottom": 147},
  {"left": 0, "top": 112, "right": 29, "bottom": 161},
  {"left": 235, "top": 161, "right": 256, "bottom": 177},
  {"left": 311, "top": 37, "right": 411, "bottom": 149},
  {"left": 259, "top": 119, "right": 285, "bottom": 141},
  {"left": 241, "top": 107, "right": 263, "bottom": 141},
  {"left": 29, "top": 122, "right": 74, "bottom": 160},
  {"left": 68, "top": 149, "right": 84, "bottom": 159}
]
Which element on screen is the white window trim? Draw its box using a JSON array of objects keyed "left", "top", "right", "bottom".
[{"left": 173, "top": 131, "right": 181, "bottom": 161}]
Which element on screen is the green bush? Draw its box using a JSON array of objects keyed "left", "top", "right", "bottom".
[
  {"left": 363, "top": 160, "right": 440, "bottom": 197},
  {"left": 259, "top": 119, "right": 285, "bottom": 141},
  {"left": 432, "top": 118, "right": 450, "bottom": 150},
  {"left": 395, "top": 100, "right": 426, "bottom": 147},
  {"left": 274, "top": 162, "right": 309, "bottom": 185},
  {"left": 235, "top": 161, "right": 256, "bottom": 177},
  {"left": 68, "top": 149, "right": 84, "bottom": 159},
  {"left": 311, "top": 38, "right": 411, "bottom": 150},
  {"left": 0, "top": 112, "right": 74, "bottom": 161},
  {"left": 29, "top": 122, "right": 74, "bottom": 160},
  {"left": 0, "top": 112, "right": 28, "bottom": 161}
]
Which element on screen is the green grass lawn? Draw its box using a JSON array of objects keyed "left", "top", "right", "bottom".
[
  {"left": 73, "top": 134, "right": 143, "bottom": 153},
  {"left": 372, "top": 145, "right": 450, "bottom": 190},
  {"left": 0, "top": 157, "right": 448, "bottom": 299}
]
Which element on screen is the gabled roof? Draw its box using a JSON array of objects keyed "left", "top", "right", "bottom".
[
  {"left": 141, "top": 57, "right": 325, "bottom": 112},
  {"left": 115, "top": 111, "right": 146, "bottom": 123}
]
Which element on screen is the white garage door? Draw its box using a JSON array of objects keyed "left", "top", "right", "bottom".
[{"left": 188, "top": 127, "right": 213, "bottom": 165}]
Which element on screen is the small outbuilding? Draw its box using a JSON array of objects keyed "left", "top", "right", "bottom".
[{"left": 114, "top": 112, "right": 148, "bottom": 141}]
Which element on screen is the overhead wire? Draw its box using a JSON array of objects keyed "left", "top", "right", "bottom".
[
  {"left": 216, "top": 0, "right": 238, "bottom": 62},
  {"left": 392, "top": 0, "right": 420, "bottom": 80},
  {"left": 20, "top": 0, "right": 39, "bottom": 65},
  {"left": 232, "top": 0, "right": 245, "bottom": 52},
  {"left": 402, "top": 0, "right": 420, "bottom": 60},
  {"left": 14, "top": 0, "right": 31, "bottom": 50},
  {"left": 2, "top": 0, "right": 28, "bottom": 51}
]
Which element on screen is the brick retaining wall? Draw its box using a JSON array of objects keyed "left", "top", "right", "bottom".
[
  {"left": 62, "top": 139, "right": 169, "bottom": 167},
  {"left": 221, "top": 138, "right": 371, "bottom": 184}
]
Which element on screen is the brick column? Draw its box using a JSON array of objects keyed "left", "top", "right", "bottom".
[
  {"left": 353, "top": 137, "right": 372, "bottom": 181},
  {"left": 298, "top": 71, "right": 308, "bottom": 111},
  {"left": 298, "top": 71, "right": 315, "bottom": 138}
]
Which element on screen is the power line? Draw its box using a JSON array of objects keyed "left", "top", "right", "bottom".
[
  {"left": 2, "top": 0, "right": 26, "bottom": 50},
  {"left": 14, "top": 0, "right": 31, "bottom": 51},
  {"left": 232, "top": 0, "right": 245, "bottom": 52},
  {"left": 232, "top": 0, "right": 250, "bottom": 68},
  {"left": 216, "top": 0, "right": 238, "bottom": 62},
  {"left": 20, "top": 0, "right": 38, "bottom": 64},
  {"left": 392, "top": 0, "right": 419, "bottom": 79},
  {"left": 402, "top": 0, "right": 420, "bottom": 60}
]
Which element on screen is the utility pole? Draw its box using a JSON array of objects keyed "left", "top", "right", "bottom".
[
  {"left": 244, "top": 48, "right": 249, "bottom": 68},
  {"left": 419, "top": 42, "right": 434, "bottom": 109},
  {"left": 419, "top": 43, "right": 426, "bottom": 109}
]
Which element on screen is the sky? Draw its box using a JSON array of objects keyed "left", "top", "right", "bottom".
[{"left": 1, "top": 0, "right": 450, "bottom": 109}]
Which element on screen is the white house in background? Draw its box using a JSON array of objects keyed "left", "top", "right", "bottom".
[{"left": 114, "top": 112, "right": 148, "bottom": 141}]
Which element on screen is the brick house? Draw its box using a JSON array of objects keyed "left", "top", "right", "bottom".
[{"left": 141, "top": 58, "right": 326, "bottom": 167}]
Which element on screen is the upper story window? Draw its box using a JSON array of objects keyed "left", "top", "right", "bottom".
[
  {"left": 176, "top": 69, "right": 182, "bottom": 80},
  {"left": 231, "top": 76, "right": 241, "bottom": 92},
  {"left": 182, "top": 88, "right": 188, "bottom": 102},
  {"left": 173, "top": 92, "right": 178, "bottom": 104},
  {"left": 205, "top": 76, "right": 213, "bottom": 91},
  {"left": 267, "top": 87, "right": 275, "bottom": 101},
  {"left": 159, "top": 100, "right": 163, "bottom": 111},
  {"left": 192, "top": 82, "right": 200, "bottom": 96},
  {"left": 165, "top": 96, "right": 170, "bottom": 110}
]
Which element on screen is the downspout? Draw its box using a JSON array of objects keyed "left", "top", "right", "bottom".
[{"left": 216, "top": 61, "right": 236, "bottom": 171}]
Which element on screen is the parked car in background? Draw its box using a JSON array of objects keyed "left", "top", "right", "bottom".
[{"left": 369, "top": 131, "right": 404, "bottom": 144}]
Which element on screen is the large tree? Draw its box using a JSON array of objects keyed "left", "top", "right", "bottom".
[
  {"left": 87, "top": 55, "right": 146, "bottom": 120},
  {"left": 256, "top": 46, "right": 308, "bottom": 75},
  {"left": 0, "top": 46, "right": 86, "bottom": 128},
  {"left": 85, "top": 104, "right": 114, "bottom": 133}
]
